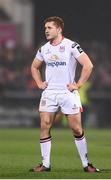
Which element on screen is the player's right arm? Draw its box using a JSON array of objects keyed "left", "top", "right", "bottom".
[{"left": 31, "top": 58, "right": 48, "bottom": 90}]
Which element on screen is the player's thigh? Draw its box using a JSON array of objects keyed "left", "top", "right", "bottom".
[
  {"left": 40, "top": 111, "right": 56, "bottom": 128},
  {"left": 54, "top": 111, "right": 63, "bottom": 123},
  {"left": 66, "top": 113, "right": 83, "bottom": 133}
]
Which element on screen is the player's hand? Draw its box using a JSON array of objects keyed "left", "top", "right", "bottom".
[
  {"left": 38, "top": 81, "right": 48, "bottom": 90},
  {"left": 67, "top": 83, "right": 78, "bottom": 91}
]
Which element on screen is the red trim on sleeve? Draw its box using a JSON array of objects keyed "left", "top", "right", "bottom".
[{"left": 80, "top": 107, "right": 83, "bottom": 112}]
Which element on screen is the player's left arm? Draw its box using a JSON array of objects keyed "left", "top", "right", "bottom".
[
  {"left": 67, "top": 42, "right": 93, "bottom": 91},
  {"left": 76, "top": 52, "right": 93, "bottom": 89},
  {"left": 67, "top": 52, "right": 93, "bottom": 91}
]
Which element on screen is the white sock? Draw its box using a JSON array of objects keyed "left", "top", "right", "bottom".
[
  {"left": 74, "top": 133, "right": 89, "bottom": 167},
  {"left": 40, "top": 136, "right": 51, "bottom": 168}
]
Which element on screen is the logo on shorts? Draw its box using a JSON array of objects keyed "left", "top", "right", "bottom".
[
  {"left": 41, "top": 100, "right": 46, "bottom": 106},
  {"left": 72, "top": 104, "right": 77, "bottom": 109}
]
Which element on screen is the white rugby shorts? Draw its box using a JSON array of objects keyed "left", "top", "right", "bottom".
[{"left": 39, "top": 89, "right": 83, "bottom": 114}]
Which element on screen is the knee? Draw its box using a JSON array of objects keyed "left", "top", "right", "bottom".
[
  {"left": 72, "top": 127, "right": 83, "bottom": 136},
  {"left": 41, "top": 119, "right": 51, "bottom": 130}
]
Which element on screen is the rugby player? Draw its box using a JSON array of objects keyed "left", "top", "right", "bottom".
[{"left": 30, "top": 16, "right": 100, "bottom": 173}]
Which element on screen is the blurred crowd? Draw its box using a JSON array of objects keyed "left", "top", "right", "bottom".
[
  {"left": 85, "top": 41, "right": 111, "bottom": 92},
  {"left": 0, "top": 42, "right": 37, "bottom": 95},
  {"left": 82, "top": 41, "right": 111, "bottom": 127}
]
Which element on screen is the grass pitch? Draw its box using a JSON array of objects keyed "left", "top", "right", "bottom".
[{"left": 0, "top": 128, "right": 111, "bottom": 179}]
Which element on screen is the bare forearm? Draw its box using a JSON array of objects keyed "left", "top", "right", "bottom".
[
  {"left": 77, "top": 66, "right": 93, "bottom": 88},
  {"left": 31, "top": 67, "right": 43, "bottom": 87},
  {"left": 31, "top": 67, "right": 48, "bottom": 89},
  {"left": 67, "top": 52, "right": 93, "bottom": 91},
  {"left": 67, "top": 65, "right": 93, "bottom": 91},
  {"left": 31, "top": 59, "right": 48, "bottom": 90}
]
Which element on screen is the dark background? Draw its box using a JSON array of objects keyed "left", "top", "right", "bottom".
[{"left": 33, "top": 0, "right": 111, "bottom": 47}]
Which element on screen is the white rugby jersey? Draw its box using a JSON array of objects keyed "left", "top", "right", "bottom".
[{"left": 35, "top": 37, "right": 84, "bottom": 90}]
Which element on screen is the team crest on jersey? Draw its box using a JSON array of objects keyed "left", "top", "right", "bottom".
[
  {"left": 59, "top": 46, "right": 65, "bottom": 52},
  {"left": 49, "top": 54, "right": 59, "bottom": 61}
]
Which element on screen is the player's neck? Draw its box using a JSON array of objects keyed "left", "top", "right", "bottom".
[{"left": 50, "top": 35, "right": 64, "bottom": 46}]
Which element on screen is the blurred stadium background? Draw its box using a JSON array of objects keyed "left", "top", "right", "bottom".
[{"left": 0, "top": 0, "right": 111, "bottom": 129}]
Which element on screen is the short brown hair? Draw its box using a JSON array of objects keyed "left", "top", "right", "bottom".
[{"left": 44, "top": 16, "right": 64, "bottom": 33}]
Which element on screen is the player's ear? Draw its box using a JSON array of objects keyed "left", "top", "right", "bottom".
[{"left": 58, "top": 27, "right": 62, "bottom": 34}]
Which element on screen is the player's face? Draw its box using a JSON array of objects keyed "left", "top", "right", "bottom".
[{"left": 45, "top": 22, "right": 61, "bottom": 41}]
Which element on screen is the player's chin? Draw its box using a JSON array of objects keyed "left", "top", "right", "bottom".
[
  {"left": 46, "top": 36, "right": 51, "bottom": 40},
  {"left": 46, "top": 35, "right": 52, "bottom": 40}
]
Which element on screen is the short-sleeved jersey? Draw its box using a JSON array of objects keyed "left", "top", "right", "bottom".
[{"left": 35, "top": 37, "right": 84, "bottom": 90}]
